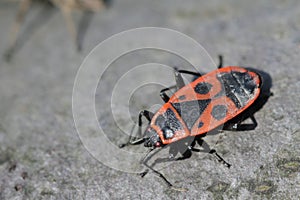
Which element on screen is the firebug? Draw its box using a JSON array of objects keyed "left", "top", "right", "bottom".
[{"left": 120, "top": 55, "right": 272, "bottom": 191}]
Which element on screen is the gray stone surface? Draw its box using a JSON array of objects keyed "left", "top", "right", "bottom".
[{"left": 0, "top": 0, "right": 299, "bottom": 199}]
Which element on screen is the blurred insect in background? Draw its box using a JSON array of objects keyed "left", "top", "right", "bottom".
[{"left": 5, "top": 0, "right": 111, "bottom": 61}]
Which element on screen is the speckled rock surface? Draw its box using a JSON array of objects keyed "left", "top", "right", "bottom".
[{"left": 0, "top": 0, "right": 299, "bottom": 199}]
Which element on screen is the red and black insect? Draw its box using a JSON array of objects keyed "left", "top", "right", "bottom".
[{"left": 120, "top": 55, "right": 271, "bottom": 190}]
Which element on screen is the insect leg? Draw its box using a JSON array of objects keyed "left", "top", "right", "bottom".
[
  {"left": 160, "top": 85, "right": 176, "bottom": 102},
  {"left": 174, "top": 68, "right": 202, "bottom": 89},
  {"left": 195, "top": 137, "right": 231, "bottom": 168},
  {"left": 140, "top": 139, "right": 194, "bottom": 181},
  {"left": 223, "top": 115, "right": 258, "bottom": 131},
  {"left": 239, "top": 115, "right": 257, "bottom": 130},
  {"left": 177, "top": 69, "right": 202, "bottom": 77},
  {"left": 208, "top": 149, "right": 231, "bottom": 168},
  {"left": 119, "top": 110, "right": 154, "bottom": 148},
  {"left": 142, "top": 160, "right": 173, "bottom": 187},
  {"left": 160, "top": 68, "right": 203, "bottom": 102},
  {"left": 141, "top": 149, "right": 188, "bottom": 191},
  {"left": 217, "top": 55, "right": 223, "bottom": 69}
]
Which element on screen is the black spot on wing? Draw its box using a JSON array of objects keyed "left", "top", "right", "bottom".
[
  {"left": 178, "top": 95, "right": 186, "bottom": 100},
  {"left": 171, "top": 99, "right": 211, "bottom": 130},
  {"left": 194, "top": 82, "right": 213, "bottom": 94},
  {"left": 211, "top": 105, "right": 227, "bottom": 120},
  {"left": 198, "top": 121, "right": 204, "bottom": 128},
  {"left": 155, "top": 108, "right": 184, "bottom": 133}
]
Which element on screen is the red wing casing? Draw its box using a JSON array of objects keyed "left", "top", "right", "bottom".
[{"left": 149, "top": 66, "right": 261, "bottom": 145}]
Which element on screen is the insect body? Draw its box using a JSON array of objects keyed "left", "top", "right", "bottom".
[
  {"left": 120, "top": 56, "right": 268, "bottom": 190},
  {"left": 144, "top": 66, "right": 261, "bottom": 148}
]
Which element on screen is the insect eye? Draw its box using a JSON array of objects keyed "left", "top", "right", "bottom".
[
  {"left": 162, "top": 127, "right": 174, "bottom": 139},
  {"left": 155, "top": 142, "right": 161, "bottom": 147}
]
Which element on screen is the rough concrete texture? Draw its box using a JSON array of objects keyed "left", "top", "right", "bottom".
[{"left": 0, "top": 0, "right": 300, "bottom": 199}]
